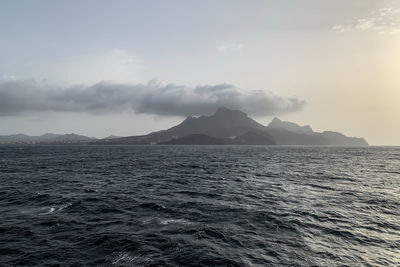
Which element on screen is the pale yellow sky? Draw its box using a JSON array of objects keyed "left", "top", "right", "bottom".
[{"left": 277, "top": 32, "right": 400, "bottom": 145}]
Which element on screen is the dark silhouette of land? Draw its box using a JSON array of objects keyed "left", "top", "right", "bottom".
[
  {"left": 0, "top": 108, "right": 368, "bottom": 145},
  {"left": 0, "top": 133, "right": 96, "bottom": 144},
  {"left": 94, "top": 108, "right": 368, "bottom": 146}
]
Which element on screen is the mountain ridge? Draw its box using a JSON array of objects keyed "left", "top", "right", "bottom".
[
  {"left": 94, "top": 107, "right": 368, "bottom": 146},
  {"left": 0, "top": 108, "right": 368, "bottom": 146},
  {"left": 268, "top": 117, "right": 313, "bottom": 134},
  {"left": 0, "top": 133, "right": 97, "bottom": 144}
]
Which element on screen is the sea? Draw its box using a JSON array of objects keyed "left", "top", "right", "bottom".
[{"left": 0, "top": 145, "right": 399, "bottom": 266}]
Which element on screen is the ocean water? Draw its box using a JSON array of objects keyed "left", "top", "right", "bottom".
[{"left": 0, "top": 145, "right": 399, "bottom": 266}]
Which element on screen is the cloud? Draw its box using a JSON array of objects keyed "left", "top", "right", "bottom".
[
  {"left": 332, "top": 7, "right": 400, "bottom": 35},
  {"left": 0, "top": 79, "right": 305, "bottom": 117},
  {"left": 218, "top": 43, "right": 244, "bottom": 52}
]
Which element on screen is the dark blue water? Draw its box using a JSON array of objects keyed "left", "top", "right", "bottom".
[{"left": 0, "top": 145, "right": 399, "bottom": 266}]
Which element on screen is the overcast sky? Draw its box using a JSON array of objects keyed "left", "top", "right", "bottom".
[{"left": 1, "top": 0, "right": 399, "bottom": 145}]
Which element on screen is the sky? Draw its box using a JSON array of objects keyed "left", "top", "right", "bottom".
[{"left": 0, "top": 0, "right": 399, "bottom": 145}]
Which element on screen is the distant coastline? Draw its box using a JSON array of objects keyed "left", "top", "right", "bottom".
[{"left": 0, "top": 108, "right": 368, "bottom": 146}]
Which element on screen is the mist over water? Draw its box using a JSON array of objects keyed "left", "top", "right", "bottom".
[{"left": 0, "top": 145, "right": 399, "bottom": 266}]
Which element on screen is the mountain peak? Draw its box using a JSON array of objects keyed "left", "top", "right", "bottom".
[
  {"left": 215, "top": 107, "right": 232, "bottom": 113},
  {"left": 268, "top": 117, "right": 313, "bottom": 134},
  {"left": 183, "top": 115, "right": 195, "bottom": 122}
]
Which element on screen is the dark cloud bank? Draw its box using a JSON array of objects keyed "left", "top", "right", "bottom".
[{"left": 0, "top": 79, "right": 306, "bottom": 117}]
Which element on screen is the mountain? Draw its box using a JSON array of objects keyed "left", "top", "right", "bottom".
[
  {"left": 161, "top": 134, "right": 228, "bottom": 145},
  {"left": 49, "top": 133, "right": 96, "bottom": 143},
  {"left": 36, "top": 133, "right": 62, "bottom": 141},
  {"left": 320, "top": 131, "right": 368, "bottom": 146},
  {"left": 268, "top": 117, "right": 313, "bottom": 134},
  {"left": 232, "top": 131, "right": 276, "bottom": 145},
  {"left": 93, "top": 107, "right": 269, "bottom": 145},
  {"left": 0, "top": 134, "right": 33, "bottom": 143},
  {"left": 166, "top": 107, "right": 266, "bottom": 138},
  {"left": 94, "top": 107, "right": 368, "bottom": 146},
  {"left": 161, "top": 131, "right": 276, "bottom": 145},
  {"left": 102, "top": 135, "right": 122, "bottom": 140},
  {"left": 265, "top": 119, "right": 367, "bottom": 145},
  {"left": 0, "top": 133, "right": 97, "bottom": 144},
  {"left": 1, "top": 108, "right": 368, "bottom": 146}
]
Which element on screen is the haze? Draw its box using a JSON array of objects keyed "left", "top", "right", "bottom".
[{"left": 1, "top": 0, "right": 399, "bottom": 145}]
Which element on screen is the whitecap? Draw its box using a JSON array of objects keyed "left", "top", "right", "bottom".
[
  {"left": 159, "top": 218, "right": 192, "bottom": 225},
  {"left": 38, "top": 207, "right": 55, "bottom": 215},
  {"left": 57, "top": 202, "right": 72, "bottom": 211},
  {"left": 38, "top": 202, "right": 72, "bottom": 215},
  {"left": 140, "top": 217, "right": 156, "bottom": 225},
  {"left": 111, "top": 251, "right": 152, "bottom": 266}
]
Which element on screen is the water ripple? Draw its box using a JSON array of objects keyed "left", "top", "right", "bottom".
[{"left": 0, "top": 145, "right": 399, "bottom": 266}]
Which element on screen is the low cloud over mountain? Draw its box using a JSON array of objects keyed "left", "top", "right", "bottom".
[{"left": 0, "top": 79, "right": 306, "bottom": 117}]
